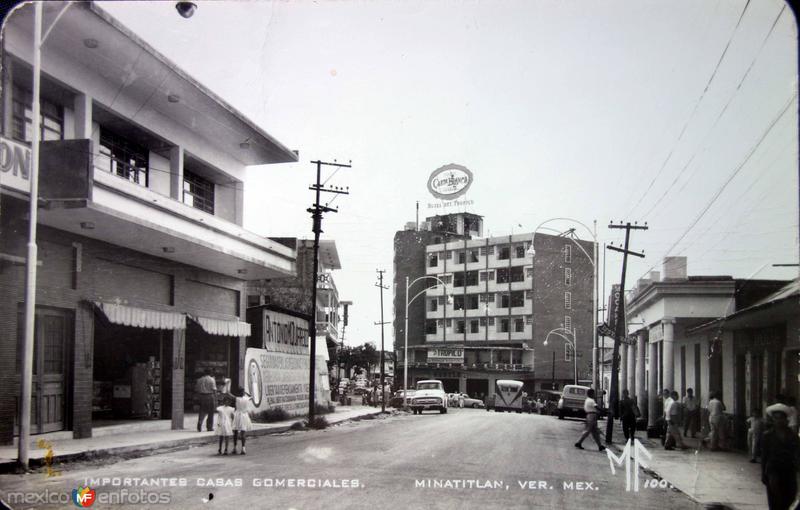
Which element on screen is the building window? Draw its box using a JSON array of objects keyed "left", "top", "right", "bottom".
[
  {"left": 442, "top": 274, "right": 453, "bottom": 284},
  {"left": 429, "top": 299, "right": 438, "bottom": 312},
  {"left": 456, "top": 320, "right": 465, "bottom": 334},
  {"left": 488, "top": 317, "right": 495, "bottom": 326},
  {"left": 481, "top": 245, "right": 495, "bottom": 256},
  {"left": 525, "top": 315, "right": 533, "bottom": 325},
  {"left": 480, "top": 246, "right": 487, "bottom": 256},
  {"left": 510, "top": 266, "right": 524, "bottom": 282},
  {"left": 565, "top": 292, "right": 572, "bottom": 310},
  {"left": 469, "top": 250, "right": 479, "bottom": 263},
  {"left": 428, "top": 254, "right": 439, "bottom": 267},
  {"left": 433, "top": 236, "right": 442, "bottom": 244},
  {"left": 479, "top": 317, "right": 487, "bottom": 327},
  {"left": 466, "top": 271, "right": 479, "bottom": 286},
  {"left": 510, "top": 291, "right": 525, "bottom": 307},
  {"left": 525, "top": 290, "right": 533, "bottom": 300},
  {"left": 99, "top": 128, "right": 149, "bottom": 186},
  {"left": 515, "top": 245, "right": 526, "bottom": 258},
  {"left": 479, "top": 293, "right": 493, "bottom": 303},
  {"left": 445, "top": 319, "right": 452, "bottom": 328},
  {"left": 12, "top": 85, "right": 63, "bottom": 143},
  {"left": 514, "top": 318, "right": 524, "bottom": 332},
  {"left": 247, "top": 294, "right": 261, "bottom": 307},
  {"left": 437, "top": 296, "right": 446, "bottom": 306},
  {"left": 470, "top": 320, "right": 479, "bottom": 333},
  {"left": 526, "top": 267, "right": 533, "bottom": 279},
  {"left": 565, "top": 344, "right": 573, "bottom": 362},
  {"left": 498, "top": 293, "right": 510, "bottom": 308},
  {"left": 437, "top": 319, "right": 444, "bottom": 328},
  {"left": 498, "top": 246, "right": 510, "bottom": 260},
  {"left": 453, "top": 272, "right": 465, "bottom": 287},
  {"left": 497, "top": 268, "right": 510, "bottom": 284},
  {"left": 457, "top": 251, "right": 466, "bottom": 264},
  {"left": 425, "top": 320, "right": 437, "bottom": 334},
  {"left": 564, "top": 315, "right": 572, "bottom": 332},
  {"left": 480, "top": 271, "right": 489, "bottom": 282},
  {"left": 564, "top": 267, "right": 572, "bottom": 286},
  {"left": 453, "top": 295, "right": 465, "bottom": 310},
  {"left": 467, "top": 294, "right": 479, "bottom": 310},
  {"left": 564, "top": 244, "right": 572, "bottom": 263},
  {"left": 499, "top": 318, "right": 510, "bottom": 333},
  {"left": 445, "top": 250, "right": 452, "bottom": 260},
  {"left": 183, "top": 171, "right": 215, "bottom": 214}
]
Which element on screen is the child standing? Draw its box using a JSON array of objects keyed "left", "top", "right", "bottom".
[
  {"left": 232, "top": 386, "right": 254, "bottom": 455},
  {"left": 215, "top": 401, "right": 234, "bottom": 455},
  {"left": 747, "top": 408, "right": 763, "bottom": 463}
]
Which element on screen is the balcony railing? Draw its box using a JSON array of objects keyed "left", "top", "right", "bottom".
[{"left": 398, "top": 362, "right": 533, "bottom": 372}]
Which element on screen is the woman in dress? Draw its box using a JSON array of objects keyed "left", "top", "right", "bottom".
[{"left": 232, "top": 386, "right": 254, "bottom": 455}]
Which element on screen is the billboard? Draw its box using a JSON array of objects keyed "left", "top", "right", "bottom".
[{"left": 428, "top": 347, "right": 464, "bottom": 364}]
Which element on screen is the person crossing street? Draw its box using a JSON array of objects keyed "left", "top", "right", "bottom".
[{"left": 575, "top": 389, "right": 606, "bottom": 452}]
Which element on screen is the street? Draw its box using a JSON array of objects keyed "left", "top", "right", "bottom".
[{"left": 0, "top": 409, "right": 699, "bottom": 509}]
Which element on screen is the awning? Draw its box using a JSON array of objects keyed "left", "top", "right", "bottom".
[
  {"left": 191, "top": 316, "right": 251, "bottom": 337},
  {"left": 94, "top": 302, "right": 186, "bottom": 330}
]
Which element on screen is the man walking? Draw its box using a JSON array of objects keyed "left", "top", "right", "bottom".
[
  {"left": 575, "top": 389, "right": 606, "bottom": 452},
  {"left": 665, "top": 391, "right": 686, "bottom": 450},
  {"left": 660, "top": 389, "right": 673, "bottom": 446},
  {"left": 683, "top": 388, "right": 699, "bottom": 438},
  {"left": 620, "top": 389, "right": 637, "bottom": 442},
  {"left": 196, "top": 370, "right": 217, "bottom": 432},
  {"left": 706, "top": 391, "right": 726, "bottom": 451}
]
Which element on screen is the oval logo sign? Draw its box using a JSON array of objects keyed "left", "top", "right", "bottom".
[{"left": 427, "top": 164, "right": 473, "bottom": 200}]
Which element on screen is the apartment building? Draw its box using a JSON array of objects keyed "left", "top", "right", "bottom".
[
  {"left": 0, "top": 3, "right": 297, "bottom": 443},
  {"left": 394, "top": 213, "right": 595, "bottom": 398}
]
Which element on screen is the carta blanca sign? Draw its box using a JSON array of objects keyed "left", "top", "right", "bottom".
[
  {"left": 428, "top": 347, "right": 464, "bottom": 364},
  {"left": 427, "top": 163, "right": 473, "bottom": 200},
  {"left": 0, "top": 136, "right": 31, "bottom": 193}
]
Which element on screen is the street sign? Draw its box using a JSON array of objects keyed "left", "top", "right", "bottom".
[{"left": 597, "top": 323, "right": 614, "bottom": 337}]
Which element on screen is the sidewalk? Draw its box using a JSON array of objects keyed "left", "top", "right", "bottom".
[
  {"left": 0, "top": 404, "right": 387, "bottom": 473},
  {"left": 606, "top": 424, "right": 767, "bottom": 510}
]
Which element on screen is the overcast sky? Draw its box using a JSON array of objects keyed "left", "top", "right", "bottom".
[{"left": 103, "top": 0, "right": 799, "bottom": 349}]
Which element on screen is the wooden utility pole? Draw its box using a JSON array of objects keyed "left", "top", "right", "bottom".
[
  {"left": 604, "top": 221, "right": 647, "bottom": 444},
  {"left": 375, "top": 270, "right": 390, "bottom": 413},
  {"left": 307, "top": 160, "right": 350, "bottom": 422}
]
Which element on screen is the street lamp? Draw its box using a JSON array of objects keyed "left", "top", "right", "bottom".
[
  {"left": 404, "top": 275, "right": 452, "bottom": 409},
  {"left": 529, "top": 218, "right": 599, "bottom": 391},
  {"left": 543, "top": 327, "right": 578, "bottom": 385}
]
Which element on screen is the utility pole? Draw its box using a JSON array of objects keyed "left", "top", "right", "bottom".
[
  {"left": 374, "top": 270, "right": 390, "bottom": 413},
  {"left": 604, "top": 221, "right": 646, "bottom": 444},
  {"left": 307, "top": 160, "right": 350, "bottom": 423}
]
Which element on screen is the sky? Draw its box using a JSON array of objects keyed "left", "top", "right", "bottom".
[{"left": 102, "top": 0, "right": 799, "bottom": 350}]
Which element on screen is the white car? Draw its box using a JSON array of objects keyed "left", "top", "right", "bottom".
[{"left": 410, "top": 380, "right": 448, "bottom": 415}]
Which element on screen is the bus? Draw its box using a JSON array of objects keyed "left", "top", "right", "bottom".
[{"left": 486, "top": 379, "right": 525, "bottom": 413}]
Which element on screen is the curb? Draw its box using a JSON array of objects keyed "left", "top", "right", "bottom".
[{"left": 0, "top": 409, "right": 387, "bottom": 475}]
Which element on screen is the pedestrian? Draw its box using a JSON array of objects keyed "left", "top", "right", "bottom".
[
  {"left": 620, "top": 389, "right": 637, "bottom": 442},
  {"left": 682, "top": 388, "right": 700, "bottom": 438},
  {"left": 785, "top": 395, "right": 798, "bottom": 435},
  {"left": 665, "top": 391, "right": 686, "bottom": 450},
  {"left": 705, "top": 391, "right": 726, "bottom": 451},
  {"left": 761, "top": 405, "right": 799, "bottom": 510},
  {"left": 660, "top": 389, "right": 673, "bottom": 446},
  {"left": 575, "top": 389, "right": 606, "bottom": 452},
  {"left": 231, "top": 386, "right": 254, "bottom": 455},
  {"left": 747, "top": 407, "right": 763, "bottom": 463},
  {"left": 215, "top": 400, "right": 234, "bottom": 455},
  {"left": 195, "top": 370, "right": 217, "bottom": 432}
]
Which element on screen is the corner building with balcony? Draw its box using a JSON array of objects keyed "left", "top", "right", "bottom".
[
  {"left": 0, "top": 3, "right": 297, "bottom": 443},
  {"left": 393, "top": 213, "right": 595, "bottom": 399}
]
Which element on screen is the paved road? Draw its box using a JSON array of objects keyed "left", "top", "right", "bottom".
[{"left": 0, "top": 409, "right": 700, "bottom": 509}]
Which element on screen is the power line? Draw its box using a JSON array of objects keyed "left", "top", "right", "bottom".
[{"left": 623, "top": 0, "right": 753, "bottom": 219}]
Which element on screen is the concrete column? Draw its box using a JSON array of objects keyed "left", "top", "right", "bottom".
[
  {"left": 648, "top": 340, "right": 658, "bottom": 428},
  {"left": 238, "top": 336, "right": 247, "bottom": 388},
  {"left": 169, "top": 146, "right": 184, "bottom": 201},
  {"left": 620, "top": 346, "right": 628, "bottom": 392},
  {"left": 636, "top": 332, "right": 646, "bottom": 413},
  {"left": 2, "top": 53, "right": 13, "bottom": 137},
  {"left": 663, "top": 319, "right": 675, "bottom": 393},
  {"left": 234, "top": 181, "right": 244, "bottom": 226},
  {"left": 73, "top": 93, "right": 92, "bottom": 140},
  {"left": 627, "top": 343, "right": 636, "bottom": 394},
  {"left": 72, "top": 302, "right": 95, "bottom": 439},
  {"left": 171, "top": 329, "right": 185, "bottom": 430}
]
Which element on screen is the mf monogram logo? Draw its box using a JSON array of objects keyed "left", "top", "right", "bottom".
[{"left": 606, "top": 438, "right": 652, "bottom": 492}]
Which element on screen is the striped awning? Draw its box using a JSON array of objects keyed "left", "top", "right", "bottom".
[
  {"left": 191, "top": 316, "right": 251, "bottom": 337},
  {"left": 94, "top": 302, "right": 186, "bottom": 330}
]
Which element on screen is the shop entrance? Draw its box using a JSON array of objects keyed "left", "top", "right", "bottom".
[
  {"left": 466, "top": 379, "right": 488, "bottom": 400},
  {"left": 15, "top": 307, "right": 73, "bottom": 434},
  {"left": 184, "top": 322, "right": 239, "bottom": 411},
  {"left": 93, "top": 322, "right": 171, "bottom": 422}
]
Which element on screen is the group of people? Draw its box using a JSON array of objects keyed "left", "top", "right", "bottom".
[{"left": 195, "top": 371, "right": 254, "bottom": 456}]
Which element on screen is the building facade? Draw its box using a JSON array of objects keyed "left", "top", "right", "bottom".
[
  {"left": 394, "top": 213, "right": 595, "bottom": 398},
  {"left": 0, "top": 3, "right": 297, "bottom": 443}
]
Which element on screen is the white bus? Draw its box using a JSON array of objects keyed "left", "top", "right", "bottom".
[{"left": 486, "top": 379, "right": 525, "bottom": 413}]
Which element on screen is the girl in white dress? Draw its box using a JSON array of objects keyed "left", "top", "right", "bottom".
[
  {"left": 215, "top": 401, "right": 234, "bottom": 455},
  {"left": 232, "top": 386, "right": 254, "bottom": 455}
]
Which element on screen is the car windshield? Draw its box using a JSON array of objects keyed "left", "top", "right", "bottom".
[{"left": 417, "top": 382, "right": 441, "bottom": 390}]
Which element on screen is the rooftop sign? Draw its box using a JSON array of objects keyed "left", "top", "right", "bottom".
[{"left": 427, "top": 163, "right": 473, "bottom": 200}]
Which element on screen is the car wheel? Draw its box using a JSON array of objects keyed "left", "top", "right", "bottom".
[
  {"left": 440, "top": 407, "right": 447, "bottom": 414},
  {"left": 558, "top": 410, "right": 564, "bottom": 420},
  {"left": 472, "top": 403, "right": 479, "bottom": 409}
]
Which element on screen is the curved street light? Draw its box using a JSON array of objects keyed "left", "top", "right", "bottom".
[
  {"left": 543, "top": 327, "right": 578, "bottom": 385},
  {"left": 529, "top": 217, "right": 598, "bottom": 391},
  {"left": 403, "top": 275, "right": 452, "bottom": 409}
]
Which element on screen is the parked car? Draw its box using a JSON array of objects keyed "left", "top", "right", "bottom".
[
  {"left": 533, "top": 390, "right": 561, "bottom": 415},
  {"left": 455, "top": 393, "right": 484, "bottom": 408},
  {"left": 410, "top": 380, "right": 448, "bottom": 414},
  {"left": 556, "top": 385, "right": 606, "bottom": 419},
  {"left": 390, "top": 390, "right": 416, "bottom": 408}
]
